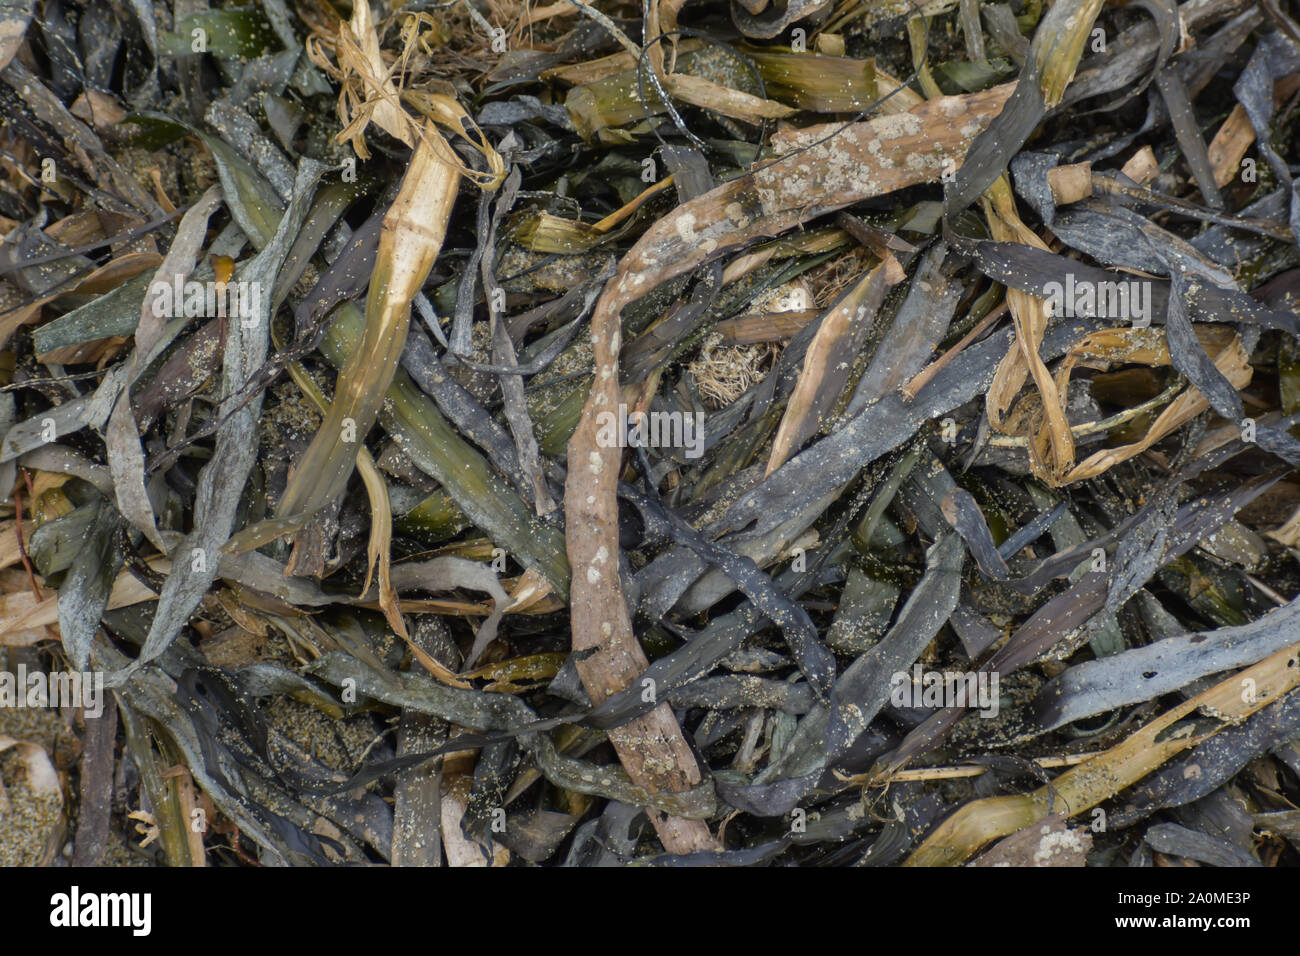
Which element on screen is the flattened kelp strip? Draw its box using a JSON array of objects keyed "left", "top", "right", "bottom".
[
  {"left": 1034, "top": 597, "right": 1300, "bottom": 732},
  {"left": 960, "top": 239, "right": 1300, "bottom": 336}
]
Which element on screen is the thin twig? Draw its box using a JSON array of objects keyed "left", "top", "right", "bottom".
[
  {"left": 12, "top": 472, "right": 44, "bottom": 602},
  {"left": 837, "top": 750, "right": 1106, "bottom": 785},
  {"left": 901, "top": 303, "right": 1007, "bottom": 400}
]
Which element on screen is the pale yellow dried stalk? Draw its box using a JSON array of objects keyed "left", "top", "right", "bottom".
[
  {"left": 661, "top": 74, "right": 797, "bottom": 123},
  {"left": 280, "top": 3, "right": 503, "bottom": 525},
  {"left": 275, "top": 124, "right": 462, "bottom": 523},
  {"left": 307, "top": 0, "right": 412, "bottom": 159}
]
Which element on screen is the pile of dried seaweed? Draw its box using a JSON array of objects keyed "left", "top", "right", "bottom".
[{"left": 4, "top": 0, "right": 1300, "bottom": 868}]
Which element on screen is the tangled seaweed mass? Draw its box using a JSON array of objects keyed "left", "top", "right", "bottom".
[{"left": 2, "top": 0, "right": 1300, "bottom": 871}]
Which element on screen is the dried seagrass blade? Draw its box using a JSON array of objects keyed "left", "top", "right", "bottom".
[
  {"left": 982, "top": 175, "right": 1075, "bottom": 483},
  {"left": 274, "top": 124, "right": 460, "bottom": 524}
]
